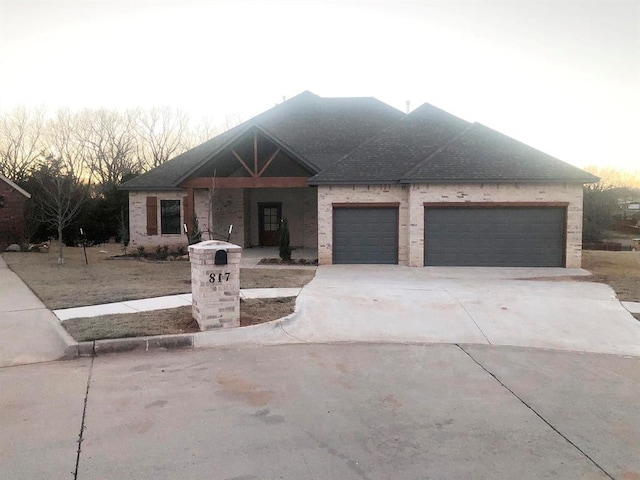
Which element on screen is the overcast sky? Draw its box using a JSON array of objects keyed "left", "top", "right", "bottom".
[{"left": 1, "top": 0, "right": 638, "bottom": 171}]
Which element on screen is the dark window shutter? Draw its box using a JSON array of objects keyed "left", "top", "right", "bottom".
[{"left": 146, "top": 196, "right": 158, "bottom": 235}]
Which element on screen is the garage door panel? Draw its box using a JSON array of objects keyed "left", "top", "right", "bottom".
[
  {"left": 333, "top": 208, "right": 398, "bottom": 264},
  {"left": 425, "top": 207, "right": 565, "bottom": 267}
]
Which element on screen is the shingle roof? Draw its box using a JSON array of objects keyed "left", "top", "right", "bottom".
[
  {"left": 120, "top": 91, "right": 404, "bottom": 190},
  {"left": 308, "top": 104, "right": 469, "bottom": 184},
  {"left": 121, "top": 91, "right": 598, "bottom": 190},
  {"left": 400, "top": 122, "right": 600, "bottom": 183}
]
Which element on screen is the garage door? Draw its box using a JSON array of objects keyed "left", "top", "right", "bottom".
[
  {"left": 424, "top": 207, "right": 565, "bottom": 267},
  {"left": 333, "top": 207, "right": 398, "bottom": 264}
]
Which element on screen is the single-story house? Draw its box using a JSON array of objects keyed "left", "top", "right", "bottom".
[
  {"left": 120, "top": 91, "right": 598, "bottom": 267},
  {"left": 0, "top": 174, "right": 31, "bottom": 251}
]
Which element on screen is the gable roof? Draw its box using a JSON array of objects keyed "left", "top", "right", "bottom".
[
  {"left": 308, "top": 104, "right": 469, "bottom": 184},
  {"left": 120, "top": 91, "right": 405, "bottom": 190},
  {"left": 0, "top": 174, "right": 31, "bottom": 198},
  {"left": 400, "top": 123, "right": 600, "bottom": 184}
]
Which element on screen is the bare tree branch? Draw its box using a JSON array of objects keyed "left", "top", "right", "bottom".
[{"left": 0, "top": 106, "right": 46, "bottom": 182}]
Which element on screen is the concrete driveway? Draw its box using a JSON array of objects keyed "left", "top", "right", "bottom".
[{"left": 286, "top": 266, "right": 640, "bottom": 356}]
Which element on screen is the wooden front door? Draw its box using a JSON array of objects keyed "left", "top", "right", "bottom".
[{"left": 259, "top": 203, "right": 282, "bottom": 246}]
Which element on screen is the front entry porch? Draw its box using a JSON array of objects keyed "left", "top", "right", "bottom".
[
  {"left": 179, "top": 126, "right": 319, "bottom": 250},
  {"left": 191, "top": 186, "right": 318, "bottom": 249}
]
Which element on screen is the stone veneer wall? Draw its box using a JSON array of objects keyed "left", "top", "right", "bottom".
[
  {"left": 129, "top": 190, "right": 187, "bottom": 249},
  {"left": 194, "top": 188, "right": 245, "bottom": 247},
  {"left": 247, "top": 188, "right": 317, "bottom": 247},
  {"left": 317, "top": 183, "right": 584, "bottom": 268},
  {"left": 189, "top": 241, "right": 241, "bottom": 330}
]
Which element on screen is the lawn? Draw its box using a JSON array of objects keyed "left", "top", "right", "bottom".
[
  {"left": 582, "top": 250, "right": 640, "bottom": 302},
  {"left": 2, "top": 243, "right": 315, "bottom": 309},
  {"left": 63, "top": 297, "right": 297, "bottom": 342}
]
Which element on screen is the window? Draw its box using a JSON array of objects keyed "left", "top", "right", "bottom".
[{"left": 160, "top": 200, "right": 181, "bottom": 234}]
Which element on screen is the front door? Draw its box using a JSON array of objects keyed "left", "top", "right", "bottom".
[{"left": 259, "top": 203, "right": 282, "bottom": 246}]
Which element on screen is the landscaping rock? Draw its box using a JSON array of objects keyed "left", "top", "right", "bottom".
[{"left": 5, "top": 244, "right": 21, "bottom": 252}]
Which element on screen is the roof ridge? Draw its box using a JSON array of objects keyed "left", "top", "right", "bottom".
[{"left": 399, "top": 122, "right": 475, "bottom": 182}]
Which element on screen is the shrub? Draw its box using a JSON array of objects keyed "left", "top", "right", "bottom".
[
  {"left": 175, "top": 244, "right": 187, "bottom": 256},
  {"left": 279, "top": 217, "right": 292, "bottom": 261},
  {"left": 156, "top": 244, "right": 169, "bottom": 260},
  {"left": 136, "top": 245, "right": 145, "bottom": 258}
]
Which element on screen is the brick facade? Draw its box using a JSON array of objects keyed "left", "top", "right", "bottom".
[
  {"left": 0, "top": 179, "right": 30, "bottom": 250},
  {"left": 129, "top": 190, "right": 188, "bottom": 249},
  {"left": 318, "top": 184, "right": 410, "bottom": 265},
  {"left": 131, "top": 187, "right": 318, "bottom": 250},
  {"left": 318, "top": 183, "right": 584, "bottom": 267}
]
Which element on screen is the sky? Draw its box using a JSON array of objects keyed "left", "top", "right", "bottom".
[{"left": 0, "top": 0, "right": 638, "bottom": 172}]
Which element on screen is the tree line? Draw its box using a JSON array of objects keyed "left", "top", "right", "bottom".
[{"left": 0, "top": 106, "right": 232, "bottom": 262}]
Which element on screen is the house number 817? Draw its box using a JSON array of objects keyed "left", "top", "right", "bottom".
[{"left": 209, "top": 273, "right": 231, "bottom": 283}]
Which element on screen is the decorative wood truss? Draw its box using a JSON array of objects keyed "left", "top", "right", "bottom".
[
  {"left": 180, "top": 131, "right": 312, "bottom": 234},
  {"left": 230, "top": 131, "right": 281, "bottom": 178}
]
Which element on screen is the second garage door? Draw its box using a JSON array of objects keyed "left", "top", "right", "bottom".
[
  {"left": 333, "top": 207, "right": 398, "bottom": 264},
  {"left": 424, "top": 207, "right": 565, "bottom": 267}
]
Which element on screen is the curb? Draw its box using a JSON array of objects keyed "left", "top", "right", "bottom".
[
  {"left": 77, "top": 333, "right": 195, "bottom": 357},
  {"left": 72, "top": 301, "right": 305, "bottom": 357}
]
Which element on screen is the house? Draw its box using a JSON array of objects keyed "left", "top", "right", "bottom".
[
  {"left": 0, "top": 174, "right": 31, "bottom": 251},
  {"left": 120, "top": 91, "right": 598, "bottom": 267}
]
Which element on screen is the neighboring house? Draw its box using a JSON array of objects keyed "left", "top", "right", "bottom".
[
  {"left": 120, "top": 91, "right": 598, "bottom": 267},
  {"left": 0, "top": 174, "right": 31, "bottom": 251}
]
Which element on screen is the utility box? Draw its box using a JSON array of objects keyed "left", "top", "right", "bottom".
[{"left": 188, "top": 240, "right": 241, "bottom": 330}]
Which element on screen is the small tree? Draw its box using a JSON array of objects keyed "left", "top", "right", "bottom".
[
  {"left": 279, "top": 217, "right": 292, "bottom": 261},
  {"left": 118, "top": 207, "right": 130, "bottom": 254},
  {"left": 32, "top": 156, "right": 87, "bottom": 264},
  {"left": 188, "top": 214, "right": 202, "bottom": 245}
]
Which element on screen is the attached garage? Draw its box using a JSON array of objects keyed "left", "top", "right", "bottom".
[
  {"left": 333, "top": 206, "right": 399, "bottom": 264},
  {"left": 424, "top": 205, "right": 566, "bottom": 267}
]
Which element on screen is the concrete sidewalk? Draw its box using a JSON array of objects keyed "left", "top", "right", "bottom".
[
  {"left": 53, "top": 288, "right": 302, "bottom": 321},
  {"left": 0, "top": 257, "right": 76, "bottom": 367}
]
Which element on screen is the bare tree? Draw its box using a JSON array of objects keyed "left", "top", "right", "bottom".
[
  {"left": 44, "top": 109, "right": 89, "bottom": 182},
  {"left": 33, "top": 156, "right": 87, "bottom": 264},
  {"left": 224, "top": 111, "right": 244, "bottom": 131},
  {"left": 190, "top": 115, "right": 220, "bottom": 145},
  {"left": 79, "top": 108, "right": 140, "bottom": 187},
  {"left": 0, "top": 106, "right": 46, "bottom": 182},
  {"left": 136, "top": 106, "right": 190, "bottom": 170}
]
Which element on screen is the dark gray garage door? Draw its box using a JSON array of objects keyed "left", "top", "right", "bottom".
[
  {"left": 333, "top": 208, "right": 398, "bottom": 264},
  {"left": 424, "top": 207, "right": 565, "bottom": 267}
]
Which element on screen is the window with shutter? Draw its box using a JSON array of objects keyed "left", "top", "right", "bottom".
[{"left": 146, "top": 196, "right": 158, "bottom": 235}]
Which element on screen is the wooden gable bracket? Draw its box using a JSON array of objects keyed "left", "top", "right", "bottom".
[{"left": 230, "top": 131, "right": 282, "bottom": 178}]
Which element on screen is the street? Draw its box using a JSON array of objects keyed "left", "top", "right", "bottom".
[{"left": 2, "top": 344, "right": 638, "bottom": 479}]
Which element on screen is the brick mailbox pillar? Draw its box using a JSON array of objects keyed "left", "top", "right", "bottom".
[{"left": 188, "top": 240, "right": 242, "bottom": 330}]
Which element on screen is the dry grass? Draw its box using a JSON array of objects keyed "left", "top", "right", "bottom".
[
  {"left": 2, "top": 243, "right": 315, "bottom": 309},
  {"left": 63, "top": 297, "right": 296, "bottom": 342},
  {"left": 239, "top": 269, "right": 315, "bottom": 289},
  {"left": 63, "top": 307, "right": 198, "bottom": 342},
  {"left": 240, "top": 297, "right": 296, "bottom": 327},
  {"left": 582, "top": 250, "right": 640, "bottom": 302}
]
